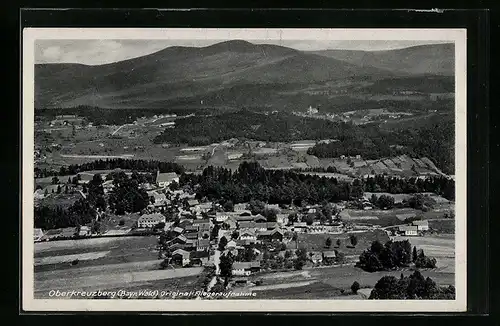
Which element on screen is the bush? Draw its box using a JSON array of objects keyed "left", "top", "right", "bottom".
[
  {"left": 118, "top": 219, "right": 125, "bottom": 226},
  {"left": 351, "top": 281, "right": 360, "bottom": 294}
]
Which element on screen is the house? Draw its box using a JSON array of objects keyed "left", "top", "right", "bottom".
[
  {"left": 196, "top": 239, "right": 210, "bottom": 251},
  {"left": 137, "top": 213, "right": 165, "bottom": 228},
  {"left": 309, "top": 252, "right": 323, "bottom": 264},
  {"left": 322, "top": 251, "right": 336, "bottom": 263},
  {"left": 399, "top": 225, "right": 418, "bottom": 236},
  {"left": 292, "top": 222, "right": 308, "bottom": 233},
  {"left": 194, "top": 202, "right": 212, "bottom": 213},
  {"left": 238, "top": 221, "right": 257, "bottom": 229},
  {"left": 232, "top": 261, "right": 261, "bottom": 276},
  {"left": 147, "top": 191, "right": 167, "bottom": 206},
  {"left": 276, "top": 214, "right": 289, "bottom": 225},
  {"left": 265, "top": 204, "right": 281, "bottom": 212},
  {"left": 172, "top": 227, "right": 184, "bottom": 234},
  {"left": 34, "top": 228, "right": 44, "bottom": 242},
  {"left": 187, "top": 199, "right": 200, "bottom": 207},
  {"left": 412, "top": 220, "right": 429, "bottom": 231},
  {"left": 224, "top": 218, "right": 238, "bottom": 230},
  {"left": 257, "top": 229, "right": 284, "bottom": 242},
  {"left": 173, "top": 234, "right": 189, "bottom": 244},
  {"left": 171, "top": 249, "right": 191, "bottom": 266},
  {"left": 253, "top": 214, "right": 267, "bottom": 223},
  {"left": 216, "top": 212, "right": 231, "bottom": 223},
  {"left": 42, "top": 184, "right": 61, "bottom": 195},
  {"left": 190, "top": 250, "right": 210, "bottom": 266},
  {"left": 239, "top": 230, "right": 257, "bottom": 242},
  {"left": 234, "top": 203, "right": 249, "bottom": 213},
  {"left": 102, "top": 180, "right": 115, "bottom": 194},
  {"left": 156, "top": 171, "right": 179, "bottom": 188},
  {"left": 234, "top": 215, "right": 254, "bottom": 222},
  {"left": 77, "top": 226, "right": 91, "bottom": 236},
  {"left": 184, "top": 225, "right": 199, "bottom": 233}
]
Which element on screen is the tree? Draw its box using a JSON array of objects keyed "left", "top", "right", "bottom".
[
  {"left": 288, "top": 212, "right": 298, "bottom": 224},
  {"left": 56, "top": 185, "right": 61, "bottom": 194},
  {"left": 218, "top": 236, "right": 228, "bottom": 251},
  {"left": 51, "top": 176, "right": 59, "bottom": 185},
  {"left": 351, "top": 281, "right": 360, "bottom": 294},
  {"left": 369, "top": 194, "right": 378, "bottom": 205},
  {"left": 377, "top": 195, "right": 395, "bottom": 209},
  {"left": 219, "top": 252, "right": 234, "bottom": 287},
  {"left": 305, "top": 215, "right": 314, "bottom": 226},
  {"left": 412, "top": 246, "right": 418, "bottom": 263},
  {"left": 350, "top": 235, "right": 358, "bottom": 247},
  {"left": 223, "top": 200, "right": 234, "bottom": 212},
  {"left": 119, "top": 219, "right": 125, "bottom": 226},
  {"left": 231, "top": 230, "right": 239, "bottom": 240},
  {"left": 262, "top": 208, "right": 278, "bottom": 222},
  {"left": 293, "top": 258, "right": 304, "bottom": 270},
  {"left": 325, "top": 237, "right": 332, "bottom": 248},
  {"left": 248, "top": 199, "right": 265, "bottom": 215},
  {"left": 336, "top": 239, "right": 341, "bottom": 247}
]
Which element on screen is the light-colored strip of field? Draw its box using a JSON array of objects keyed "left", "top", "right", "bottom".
[
  {"left": 35, "top": 266, "right": 203, "bottom": 293},
  {"left": 60, "top": 154, "right": 134, "bottom": 159},
  {"left": 250, "top": 280, "right": 316, "bottom": 291},
  {"left": 35, "top": 260, "right": 162, "bottom": 281},
  {"left": 35, "top": 237, "right": 130, "bottom": 254},
  {"left": 34, "top": 251, "right": 110, "bottom": 266},
  {"left": 260, "top": 270, "right": 311, "bottom": 279}
]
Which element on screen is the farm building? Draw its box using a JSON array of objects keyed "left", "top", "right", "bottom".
[
  {"left": 412, "top": 220, "right": 429, "bottom": 231},
  {"left": 239, "top": 230, "right": 257, "bottom": 242},
  {"left": 171, "top": 249, "right": 191, "bottom": 267},
  {"left": 137, "top": 213, "right": 165, "bottom": 228},
  {"left": 257, "top": 229, "right": 284, "bottom": 242},
  {"left": 77, "top": 226, "right": 91, "bottom": 236},
  {"left": 156, "top": 171, "right": 179, "bottom": 188},
  {"left": 398, "top": 225, "right": 418, "bottom": 236},
  {"left": 232, "top": 261, "right": 261, "bottom": 276}
]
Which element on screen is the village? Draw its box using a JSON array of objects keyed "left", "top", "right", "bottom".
[{"left": 33, "top": 164, "right": 454, "bottom": 298}]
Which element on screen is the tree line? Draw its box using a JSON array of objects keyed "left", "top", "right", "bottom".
[{"left": 35, "top": 158, "right": 185, "bottom": 178}]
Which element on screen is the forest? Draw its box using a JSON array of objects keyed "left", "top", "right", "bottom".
[
  {"left": 153, "top": 109, "right": 359, "bottom": 146},
  {"left": 308, "top": 119, "right": 455, "bottom": 174}
]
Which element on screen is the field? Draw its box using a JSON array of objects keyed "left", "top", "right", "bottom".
[
  {"left": 33, "top": 235, "right": 206, "bottom": 298},
  {"left": 297, "top": 229, "right": 390, "bottom": 255}
]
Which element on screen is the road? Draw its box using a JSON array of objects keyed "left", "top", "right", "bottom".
[{"left": 111, "top": 124, "right": 132, "bottom": 136}]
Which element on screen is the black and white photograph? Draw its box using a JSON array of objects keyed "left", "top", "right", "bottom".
[{"left": 22, "top": 28, "right": 467, "bottom": 312}]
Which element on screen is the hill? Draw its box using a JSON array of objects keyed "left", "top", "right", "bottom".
[
  {"left": 311, "top": 43, "right": 454, "bottom": 76},
  {"left": 35, "top": 41, "right": 453, "bottom": 109}
]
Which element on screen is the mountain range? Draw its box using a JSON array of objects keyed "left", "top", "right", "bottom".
[{"left": 35, "top": 40, "right": 455, "bottom": 109}]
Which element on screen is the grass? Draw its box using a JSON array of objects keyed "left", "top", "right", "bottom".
[
  {"left": 297, "top": 229, "right": 390, "bottom": 255},
  {"left": 429, "top": 219, "right": 455, "bottom": 234}
]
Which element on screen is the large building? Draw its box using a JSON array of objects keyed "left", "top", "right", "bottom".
[
  {"left": 137, "top": 213, "right": 165, "bottom": 228},
  {"left": 156, "top": 171, "right": 179, "bottom": 188}
]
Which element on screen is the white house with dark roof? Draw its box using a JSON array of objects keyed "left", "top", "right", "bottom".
[
  {"left": 156, "top": 171, "right": 179, "bottom": 188},
  {"left": 137, "top": 213, "right": 165, "bottom": 228},
  {"left": 412, "top": 220, "right": 429, "bottom": 231},
  {"left": 398, "top": 225, "right": 418, "bottom": 236}
]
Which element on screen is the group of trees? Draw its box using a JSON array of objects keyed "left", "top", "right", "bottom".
[
  {"left": 36, "top": 158, "right": 185, "bottom": 178},
  {"left": 357, "top": 240, "right": 413, "bottom": 272},
  {"left": 369, "top": 271, "right": 455, "bottom": 299},
  {"left": 108, "top": 171, "right": 150, "bottom": 215},
  {"left": 357, "top": 240, "right": 437, "bottom": 272},
  {"left": 34, "top": 198, "right": 96, "bottom": 229},
  {"left": 180, "top": 162, "right": 362, "bottom": 206}
]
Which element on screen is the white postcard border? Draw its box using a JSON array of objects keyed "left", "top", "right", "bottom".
[{"left": 22, "top": 28, "right": 467, "bottom": 312}]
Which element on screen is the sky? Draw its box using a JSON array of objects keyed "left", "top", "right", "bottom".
[{"left": 35, "top": 39, "right": 452, "bottom": 65}]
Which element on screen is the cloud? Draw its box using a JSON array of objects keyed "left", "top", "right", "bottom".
[{"left": 41, "top": 46, "right": 62, "bottom": 61}]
